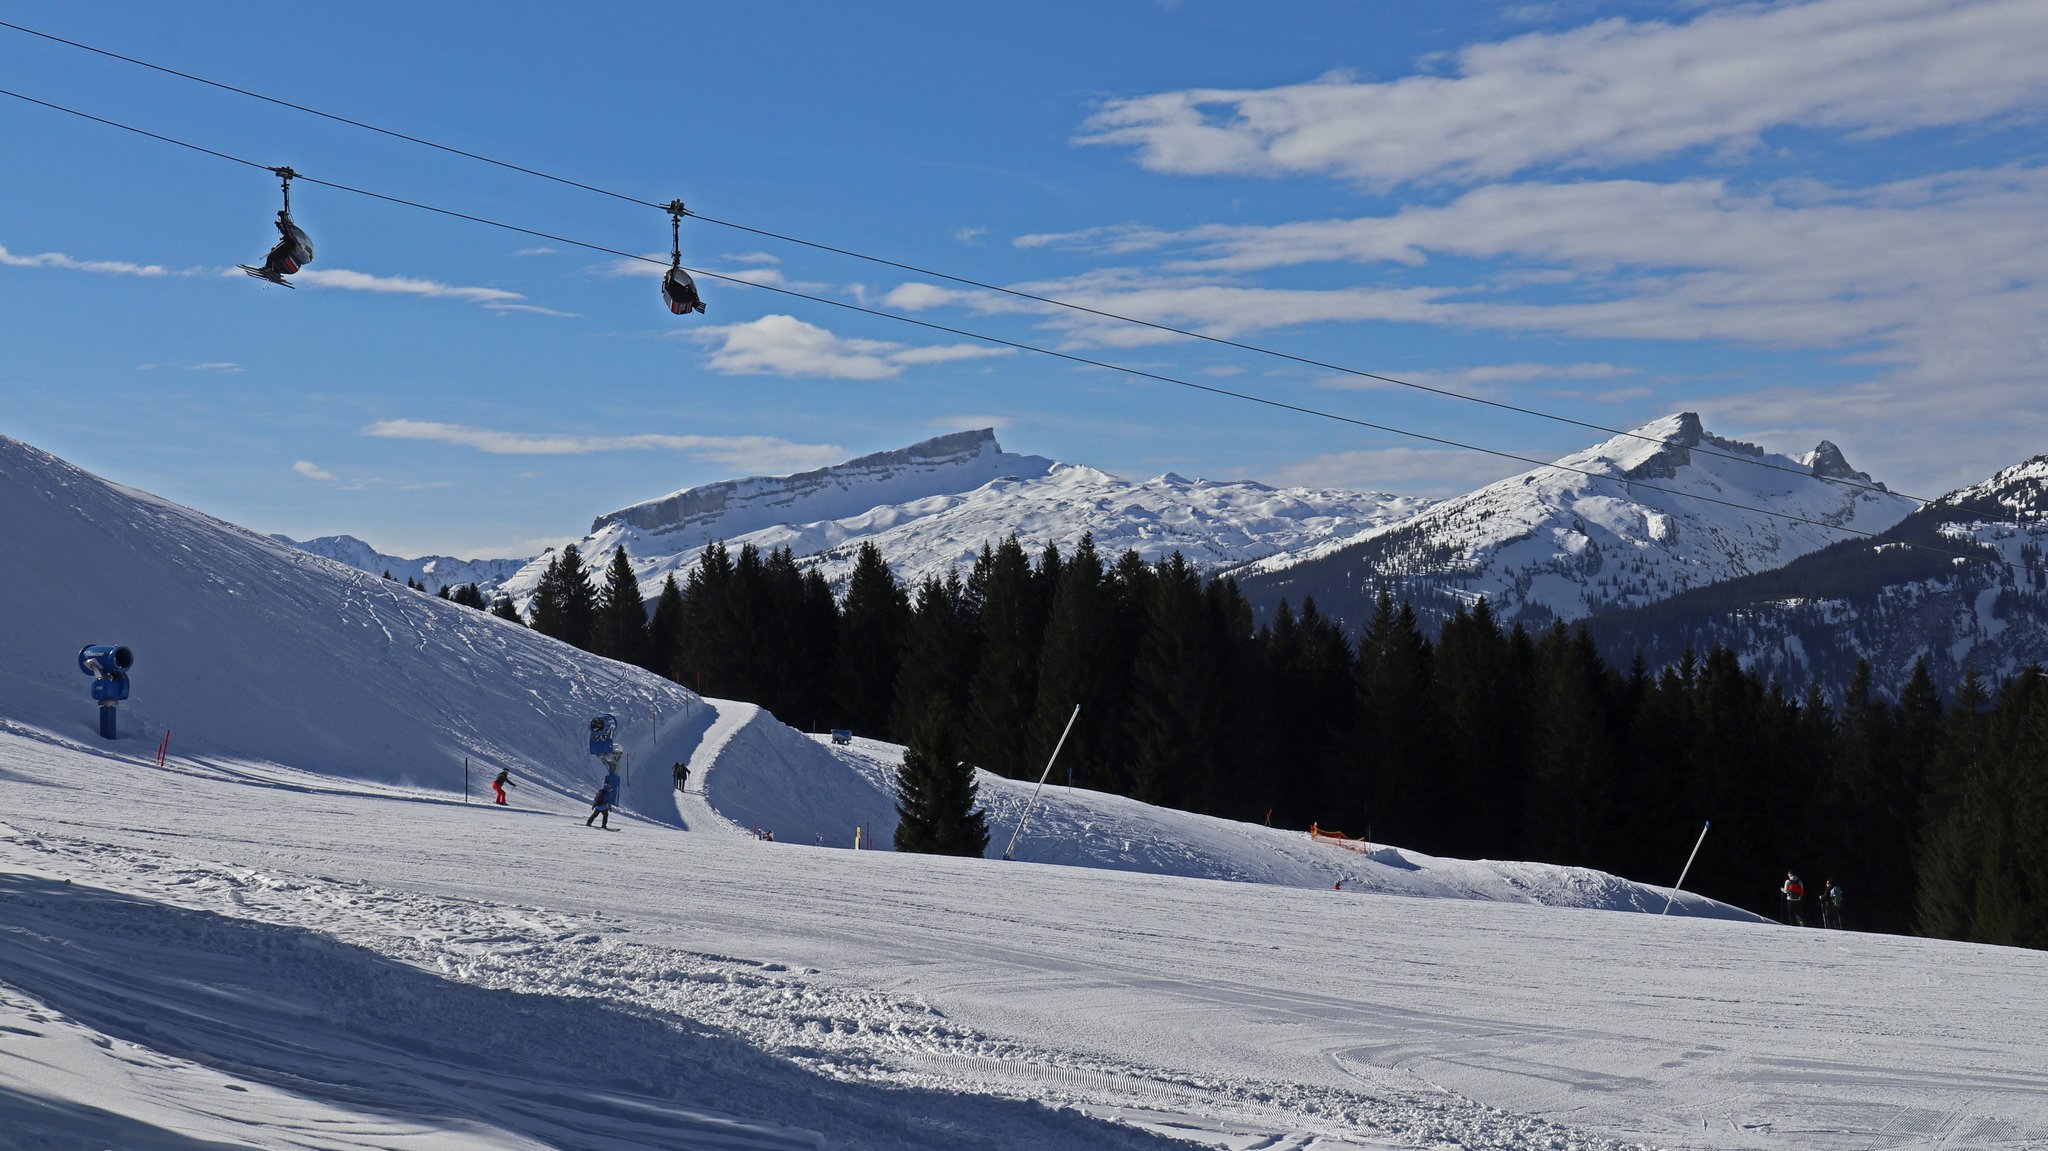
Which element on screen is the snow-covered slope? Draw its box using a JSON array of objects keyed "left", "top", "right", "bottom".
[
  {"left": 5, "top": 431, "right": 2046, "bottom": 1150},
  {"left": 1239, "top": 412, "right": 1917, "bottom": 628},
  {"left": 495, "top": 429, "right": 1427, "bottom": 604},
  {"left": 0, "top": 434, "right": 693, "bottom": 808},
  {"left": 274, "top": 533, "right": 532, "bottom": 598}
]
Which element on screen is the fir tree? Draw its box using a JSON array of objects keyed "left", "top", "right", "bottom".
[
  {"left": 528, "top": 544, "right": 597, "bottom": 650},
  {"left": 1125, "top": 552, "right": 1220, "bottom": 809},
  {"left": 490, "top": 595, "right": 522, "bottom": 622},
  {"left": 645, "top": 573, "right": 685, "bottom": 679},
  {"left": 893, "top": 697, "right": 989, "bottom": 856},
  {"left": 965, "top": 537, "right": 1042, "bottom": 778},
  {"left": 831, "top": 542, "right": 908, "bottom": 738},
  {"left": 676, "top": 542, "right": 737, "bottom": 695},
  {"left": 1029, "top": 534, "right": 1124, "bottom": 792},
  {"left": 595, "top": 545, "right": 649, "bottom": 667}
]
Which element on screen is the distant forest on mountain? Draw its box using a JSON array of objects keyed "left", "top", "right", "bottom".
[{"left": 439, "top": 534, "right": 2047, "bottom": 951}]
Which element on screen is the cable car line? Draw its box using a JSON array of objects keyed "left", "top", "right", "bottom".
[
  {"left": 0, "top": 18, "right": 659, "bottom": 211},
  {"left": 0, "top": 84, "right": 2011, "bottom": 577},
  {"left": 0, "top": 17, "right": 1926, "bottom": 507}
]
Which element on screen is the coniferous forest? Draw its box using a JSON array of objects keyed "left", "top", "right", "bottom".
[{"left": 492, "top": 535, "right": 2048, "bottom": 951}]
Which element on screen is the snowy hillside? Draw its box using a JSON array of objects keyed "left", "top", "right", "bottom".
[
  {"left": 5, "top": 431, "right": 2047, "bottom": 1150},
  {"left": 274, "top": 533, "right": 533, "bottom": 599},
  {"left": 494, "top": 429, "right": 1428, "bottom": 604},
  {"left": 1238, "top": 413, "right": 1917, "bottom": 629}
]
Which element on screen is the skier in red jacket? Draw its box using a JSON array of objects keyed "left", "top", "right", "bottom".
[{"left": 1781, "top": 871, "right": 1808, "bottom": 926}]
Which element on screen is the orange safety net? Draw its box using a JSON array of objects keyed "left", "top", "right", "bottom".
[{"left": 1307, "top": 822, "right": 1369, "bottom": 853}]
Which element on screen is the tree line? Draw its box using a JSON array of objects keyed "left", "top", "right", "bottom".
[{"left": 460, "top": 536, "right": 2045, "bottom": 950}]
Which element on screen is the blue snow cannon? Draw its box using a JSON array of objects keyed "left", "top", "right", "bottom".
[
  {"left": 79, "top": 644, "right": 133, "bottom": 739},
  {"left": 588, "top": 713, "right": 618, "bottom": 758}
]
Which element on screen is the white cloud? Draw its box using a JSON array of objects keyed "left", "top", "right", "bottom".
[
  {"left": 964, "top": 170, "right": 2048, "bottom": 387},
  {"left": 692, "top": 314, "right": 1012, "bottom": 379},
  {"left": 360, "top": 420, "right": 846, "bottom": 472},
  {"left": 1078, "top": 0, "right": 2048, "bottom": 186},
  {"left": 482, "top": 303, "right": 581, "bottom": 318},
  {"left": 0, "top": 244, "right": 186, "bottom": 277},
  {"left": 292, "top": 460, "right": 338, "bottom": 482},
  {"left": 1321, "top": 361, "right": 1637, "bottom": 392},
  {"left": 954, "top": 226, "right": 989, "bottom": 245},
  {"left": 191, "top": 362, "right": 246, "bottom": 373},
  {"left": 291, "top": 268, "right": 525, "bottom": 304}
]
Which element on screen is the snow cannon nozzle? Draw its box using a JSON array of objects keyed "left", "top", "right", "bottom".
[
  {"left": 79, "top": 644, "right": 133, "bottom": 679},
  {"left": 588, "top": 713, "right": 619, "bottom": 758}
]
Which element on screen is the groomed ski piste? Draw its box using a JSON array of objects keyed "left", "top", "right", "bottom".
[{"left": 3, "top": 433, "right": 2045, "bottom": 1151}]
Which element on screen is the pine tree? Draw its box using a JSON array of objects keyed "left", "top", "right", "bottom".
[
  {"left": 1029, "top": 534, "right": 1123, "bottom": 792},
  {"left": 831, "top": 542, "right": 908, "bottom": 738},
  {"left": 677, "top": 542, "right": 736, "bottom": 695},
  {"left": 528, "top": 545, "right": 597, "bottom": 650},
  {"left": 1524, "top": 623, "right": 1619, "bottom": 866},
  {"left": 1353, "top": 591, "right": 1436, "bottom": 849},
  {"left": 965, "top": 537, "right": 1042, "bottom": 778},
  {"left": 1125, "top": 552, "right": 1219, "bottom": 809},
  {"left": 490, "top": 595, "right": 522, "bottom": 622},
  {"left": 1428, "top": 598, "right": 1524, "bottom": 857},
  {"left": 595, "top": 545, "right": 649, "bottom": 667},
  {"left": 893, "top": 696, "right": 989, "bottom": 856},
  {"left": 645, "top": 574, "right": 685, "bottom": 679},
  {"left": 894, "top": 572, "right": 977, "bottom": 738}
]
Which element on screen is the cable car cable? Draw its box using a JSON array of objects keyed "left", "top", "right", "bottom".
[
  {"left": 0, "top": 84, "right": 2015, "bottom": 576},
  {"left": 0, "top": 17, "right": 1929, "bottom": 507}
]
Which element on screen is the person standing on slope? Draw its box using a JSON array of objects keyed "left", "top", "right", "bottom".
[
  {"left": 491, "top": 768, "right": 515, "bottom": 806},
  {"left": 1781, "top": 871, "right": 1808, "bottom": 926},
  {"left": 586, "top": 780, "right": 615, "bottom": 829},
  {"left": 672, "top": 761, "right": 690, "bottom": 792},
  {"left": 1822, "top": 879, "right": 1844, "bottom": 930}
]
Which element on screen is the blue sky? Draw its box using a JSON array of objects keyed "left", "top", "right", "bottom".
[{"left": 4, "top": 1, "right": 2044, "bottom": 558}]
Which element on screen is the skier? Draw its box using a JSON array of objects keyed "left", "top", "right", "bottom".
[
  {"left": 1781, "top": 871, "right": 1808, "bottom": 926},
  {"left": 672, "top": 761, "right": 690, "bottom": 792},
  {"left": 491, "top": 768, "right": 515, "bottom": 806},
  {"left": 1822, "top": 879, "right": 1844, "bottom": 930},
  {"left": 586, "top": 780, "right": 615, "bottom": 829}
]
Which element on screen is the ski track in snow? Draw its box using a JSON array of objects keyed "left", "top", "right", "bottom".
[{"left": 2, "top": 817, "right": 1637, "bottom": 1151}]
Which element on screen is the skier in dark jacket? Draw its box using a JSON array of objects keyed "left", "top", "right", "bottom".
[
  {"left": 1821, "top": 879, "right": 1844, "bottom": 930},
  {"left": 586, "top": 782, "right": 615, "bottom": 829},
  {"left": 672, "top": 761, "right": 691, "bottom": 792},
  {"left": 491, "top": 769, "right": 515, "bottom": 806}
]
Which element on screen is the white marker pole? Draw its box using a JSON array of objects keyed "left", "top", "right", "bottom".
[
  {"left": 1661, "top": 820, "right": 1711, "bottom": 916},
  {"left": 1002, "top": 705, "right": 1080, "bottom": 862}
]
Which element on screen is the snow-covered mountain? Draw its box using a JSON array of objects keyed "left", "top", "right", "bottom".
[
  {"left": 497, "top": 428, "right": 1429, "bottom": 605},
  {"left": 274, "top": 533, "right": 532, "bottom": 598},
  {"left": 1237, "top": 412, "right": 1918, "bottom": 629},
  {"left": 1585, "top": 453, "right": 2048, "bottom": 697}
]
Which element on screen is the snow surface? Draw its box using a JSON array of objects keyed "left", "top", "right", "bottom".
[{"left": 4, "top": 432, "right": 2047, "bottom": 1150}]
